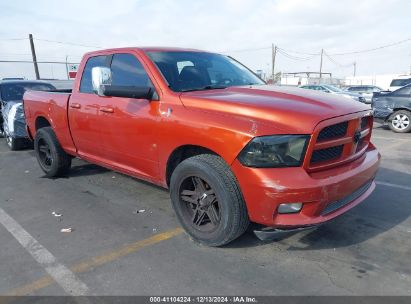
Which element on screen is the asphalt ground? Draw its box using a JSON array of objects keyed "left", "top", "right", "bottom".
[{"left": 0, "top": 125, "right": 410, "bottom": 296}]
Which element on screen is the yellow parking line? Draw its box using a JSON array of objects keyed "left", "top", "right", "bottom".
[
  {"left": 71, "top": 227, "right": 183, "bottom": 273},
  {"left": 5, "top": 227, "right": 183, "bottom": 296},
  {"left": 5, "top": 276, "right": 54, "bottom": 297}
]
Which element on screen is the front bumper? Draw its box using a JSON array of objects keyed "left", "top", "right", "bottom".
[{"left": 231, "top": 145, "right": 381, "bottom": 228}]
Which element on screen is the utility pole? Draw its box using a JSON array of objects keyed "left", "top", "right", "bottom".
[
  {"left": 319, "top": 49, "right": 324, "bottom": 80},
  {"left": 29, "top": 34, "right": 40, "bottom": 80},
  {"left": 353, "top": 61, "right": 357, "bottom": 77},
  {"left": 65, "top": 55, "right": 70, "bottom": 80},
  {"left": 271, "top": 44, "right": 277, "bottom": 84}
]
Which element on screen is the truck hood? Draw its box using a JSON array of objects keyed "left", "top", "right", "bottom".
[{"left": 180, "top": 85, "right": 369, "bottom": 134}]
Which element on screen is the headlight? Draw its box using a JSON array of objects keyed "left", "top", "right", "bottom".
[{"left": 238, "top": 135, "right": 309, "bottom": 168}]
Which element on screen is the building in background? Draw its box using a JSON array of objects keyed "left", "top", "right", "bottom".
[{"left": 344, "top": 74, "right": 410, "bottom": 90}]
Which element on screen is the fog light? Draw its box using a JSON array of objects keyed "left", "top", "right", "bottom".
[{"left": 278, "top": 203, "right": 303, "bottom": 214}]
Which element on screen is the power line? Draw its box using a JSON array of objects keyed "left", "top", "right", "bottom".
[
  {"left": 0, "top": 52, "right": 33, "bottom": 56},
  {"left": 277, "top": 47, "right": 320, "bottom": 56},
  {"left": 34, "top": 38, "right": 103, "bottom": 49},
  {"left": 221, "top": 36, "right": 411, "bottom": 58},
  {"left": 220, "top": 46, "right": 271, "bottom": 53},
  {"left": 0, "top": 38, "right": 28, "bottom": 41},
  {"left": 324, "top": 51, "right": 352, "bottom": 68},
  {"left": 0, "top": 60, "right": 80, "bottom": 64},
  {"left": 328, "top": 37, "right": 411, "bottom": 56},
  {"left": 0, "top": 53, "right": 83, "bottom": 59},
  {"left": 277, "top": 48, "right": 318, "bottom": 61}
]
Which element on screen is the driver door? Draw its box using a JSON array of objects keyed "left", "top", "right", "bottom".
[{"left": 97, "top": 53, "right": 160, "bottom": 180}]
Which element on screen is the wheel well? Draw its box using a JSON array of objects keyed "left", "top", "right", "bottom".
[
  {"left": 393, "top": 108, "right": 411, "bottom": 113},
  {"left": 35, "top": 116, "right": 51, "bottom": 131},
  {"left": 166, "top": 145, "right": 218, "bottom": 186}
]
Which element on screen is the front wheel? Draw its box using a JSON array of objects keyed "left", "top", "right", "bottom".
[
  {"left": 170, "top": 154, "right": 249, "bottom": 247},
  {"left": 34, "top": 127, "right": 72, "bottom": 177},
  {"left": 388, "top": 110, "right": 411, "bottom": 133}
]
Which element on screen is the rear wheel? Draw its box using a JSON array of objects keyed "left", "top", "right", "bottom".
[
  {"left": 388, "top": 110, "right": 411, "bottom": 133},
  {"left": 170, "top": 154, "right": 249, "bottom": 247},
  {"left": 6, "top": 134, "right": 24, "bottom": 151},
  {"left": 34, "top": 127, "right": 72, "bottom": 177}
]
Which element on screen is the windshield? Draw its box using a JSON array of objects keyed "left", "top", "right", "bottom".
[
  {"left": 390, "top": 78, "right": 411, "bottom": 87},
  {"left": 0, "top": 83, "right": 55, "bottom": 101},
  {"left": 146, "top": 51, "right": 265, "bottom": 92},
  {"left": 347, "top": 87, "right": 365, "bottom": 92},
  {"left": 322, "top": 84, "right": 342, "bottom": 92}
]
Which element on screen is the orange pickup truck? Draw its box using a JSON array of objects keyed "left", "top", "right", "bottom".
[{"left": 23, "top": 47, "right": 381, "bottom": 246}]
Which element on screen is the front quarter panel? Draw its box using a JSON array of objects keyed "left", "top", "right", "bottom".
[{"left": 156, "top": 95, "right": 294, "bottom": 187}]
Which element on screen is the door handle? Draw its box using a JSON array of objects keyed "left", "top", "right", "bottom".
[
  {"left": 70, "top": 103, "right": 81, "bottom": 109},
  {"left": 100, "top": 107, "right": 114, "bottom": 113}
]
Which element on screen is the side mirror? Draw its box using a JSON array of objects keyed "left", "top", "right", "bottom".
[{"left": 92, "top": 66, "right": 112, "bottom": 96}]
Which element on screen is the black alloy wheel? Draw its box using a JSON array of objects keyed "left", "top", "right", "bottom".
[{"left": 179, "top": 176, "right": 221, "bottom": 232}]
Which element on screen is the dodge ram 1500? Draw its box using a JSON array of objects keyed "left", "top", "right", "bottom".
[{"left": 23, "top": 47, "right": 381, "bottom": 246}]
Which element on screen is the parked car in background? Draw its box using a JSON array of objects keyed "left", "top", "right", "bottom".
[
  {"left": 2, "top": 77, "right": 26, "bottom": 81},
  {"left": 23, "top": 47, "right": 380, "bottom": 246},
  {"left": 389, "top": 76, "right": 411, "bottom": 92},
  {"left": 345, "top": 85, "right": 383, "bottom": 103},
  {"left": 299, "top": 84, "right": 367, "bottom": 103},
  {"left": 372, "top": 84, "right": 411, "bottom": 133},
  {"left": 0, "top": 80, "right": 56, "bottom": 150}
]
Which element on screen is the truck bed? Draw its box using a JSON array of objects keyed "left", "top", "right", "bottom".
[{"left": 23, "top": 90, "right": 76, "bottom": 154}]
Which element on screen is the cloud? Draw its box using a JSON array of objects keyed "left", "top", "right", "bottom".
[{"left": 0, "top": 0, "right": 410, "bottom": 79}]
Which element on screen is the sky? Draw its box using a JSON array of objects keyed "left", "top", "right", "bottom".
[{"left": 0, "top": 0, "right": 411, "bottom": 80}]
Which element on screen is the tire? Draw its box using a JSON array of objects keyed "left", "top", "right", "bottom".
[
  {"left": 6, "top": 134, "right": 24, "bottom": 151},
  {"left": 34, "top": 127, "right": 72, "bottom": 177},
  {"left": 388, "top": 110, "right": 411, "bottom": 133},
  {"left": 170, "top": 154, "right": 249, "bottom": 247}
]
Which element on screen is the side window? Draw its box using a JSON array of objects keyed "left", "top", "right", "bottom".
[
  {"left": 79, "top": 56, "right": 107, "bottom": 94},
  {"left": 111, "top": 53, "right": 152, "bottom": 87}
]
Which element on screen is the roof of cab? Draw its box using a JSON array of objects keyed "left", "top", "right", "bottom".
[{"left": 83, "top": 46, "right": 210, "bottom": 57}]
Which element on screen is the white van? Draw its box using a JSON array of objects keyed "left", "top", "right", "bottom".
[{"left": 389, "top": 75, "right": 411, "bottom": 91}]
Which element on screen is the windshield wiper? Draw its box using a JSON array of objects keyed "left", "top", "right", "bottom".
[{"left": 180, "top": 85, "right": 227, "bottom": 92}]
